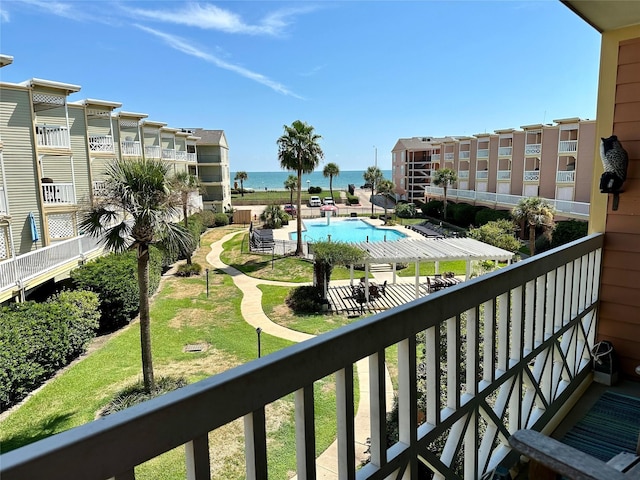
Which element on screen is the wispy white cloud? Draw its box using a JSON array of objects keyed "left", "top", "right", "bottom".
[
  {"left": 135, "top": 24, "right": 303, "bottom": 99},
  {"left": 299, "top": 65, "right": 326, "bottom": 77},
  {"left": 12, "top": 0, "right": 88, "bottom": 21},
  {"left": 126, "top": 3, "right": 317, "bottom": 36},
  {"left": 0, "top": 8, "right": 9, "bottom": 22}
]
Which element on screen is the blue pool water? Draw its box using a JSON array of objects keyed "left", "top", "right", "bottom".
[{"left": 290, "top": 218, "right": 407, "bottom": 243}]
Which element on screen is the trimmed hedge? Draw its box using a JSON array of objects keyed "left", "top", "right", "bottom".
[
  {"left": 285, "top": 286, "right": 324, "bottom": 314},
  {"left": 71, "top": 248, "right": 163, "bottom": 331},
  {"left": 0, "top": 290, "right": 99, "bottom": 410},
  {"left": 474, "top": 208, "right": 511, "bottom": 226}
]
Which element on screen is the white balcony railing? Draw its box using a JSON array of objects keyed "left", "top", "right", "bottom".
[
  {"left": 88, "top": 135, "right": 114, "bottom": 153},
  {"left": 497, "top": 170, "right": 511, "bottom": 180},
  {"left": 144, "top": 145, "right": 161, "bottom": 159},
  {"left": 186, "top": 152, "right": 197, "bottom": 162},
  {"left": 42, "top": 183, "right": 75, "bottom": 205},
  {"left": 556, "top": 171, "right": 576, "bottom": 183},
  {"left": 35, "top": 125, "right": 69, "bottom": 148},
  {"left": 524, "top": 170, "right": 540, "bottom": 182},
  {"left": 477, "top": 148, "right": 489, "bottom": 158},
  {"left": 558, "top": 140, "right": 578, "bottom": 153},
  {"left": 431, "top": 154, "right": 441, "bottom": 162},
  {"left": 162, "top": 148, "right": 175, "bottom": 160},
  {"left": 0, "top": 234, "right": 603, "bottom": 480},
  {"left": 458, "top": 170, "right": 469, "bottom": 179},
  {"left": 459, "top": 151, "right": 470, "bottom": 159},
  {"left": 444, "top": 152, "right": 455, "bottom": 161},
  {"left": 525, "top": 144, "right": 541, "bottom": 155},
  {"left": 424, "top": 186, "right": 590, "bottom": 218},
  {"left": 92, "top": 180, "right": 108, "bottom": 197},
  {"left": 0, "top": 186, "right": 7, "bottom": 214},
  {"left": 120, "top": 140, "right": 142, "bottom": 157},
  {"left": 174, "top": 151, "right": 188, "bottom": 161},
  {"left": 498, "top": 146, "right": 512, "bottom": 156},
  {"left": 476, "top": 170, "right": 489, "bottom": 179},
  {"left": 0, "top": 235, "right": 102, "bottom": 293}
]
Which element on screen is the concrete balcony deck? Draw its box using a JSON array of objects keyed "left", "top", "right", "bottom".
[{"left": 0, "top": 234, "right": 603, "bottom": 479}]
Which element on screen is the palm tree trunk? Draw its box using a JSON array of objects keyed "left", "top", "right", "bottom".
[
  {"left": 329, "top": 177, "right": 334, "bottom": 204},
  {"left": 138, "top": 243, "right": 155, "bottom": 392},
  {"left": 443, "top": 187, "right": 448, "bottom": 220},
  {"left": 240, "top": 180, "right": 244, "bottom": 197},
  {"left": 183, "top": 203, "right": 192, "bottom": 265},
  {"left": 371, "top": 186, "right": 375, "bottom": 216},
  {"left": 296, "top": 170, "right": 303, "bottom": 255},
  {"left": 529, "top": 225, "right": 536, "bottom": 256}
]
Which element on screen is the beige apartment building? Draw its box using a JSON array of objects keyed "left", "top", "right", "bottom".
[
  {"left": 0, "top": 55, "right": 230, "bottom": 303},
  {"left": 392, "top": 117, "right": 596, "bottom": 219}
]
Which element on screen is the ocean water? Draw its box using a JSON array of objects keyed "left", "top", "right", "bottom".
[{"left": 230, "top": 170, "right": 392, "bottom": 191}]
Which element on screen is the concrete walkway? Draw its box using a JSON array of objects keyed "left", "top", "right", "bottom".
[{"left": 205, "top": 231, "right": 394, "bottom": 477}]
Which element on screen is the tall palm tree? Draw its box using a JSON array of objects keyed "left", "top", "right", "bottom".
[
  {"left": 322, "top": 162, "right": 340, "bottom": 203},
  {"left": 81, "top": 159, "right": 192, "bottom": 392},
  {"left": 376, "top": 178, "right": 395, "bottom": 223},
  {"left": 363, "top": 166, "right": 383, "bottom": 216},
  {"left": 235, "top": 171, "right": 248, "bottom": 197},
  {"left": 277, "top": 120, "right": 324, "bottom": 255},
  {"left": 283, "top": 174, "right": 298, "bottom": 207},
  {"left": 171, "top": 171, "right": 200, "bottom": 265},
  {"left": 511, "top": 197, "right": 556, "bottom": 256},
  {"left": 433, "top": 168, "right": 457, "bottom": 220}
]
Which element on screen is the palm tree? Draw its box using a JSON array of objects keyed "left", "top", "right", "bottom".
[
  {"left": 511, "top": 197, "right": 556, "bottom": 256},
  {"left": 81, "top": 159, "right": 192, "bottom": 392},
  {"left": 283, "top": 174, "right": 298, "bottom": 207},
  {"left": 433, "top": 168, "right": 458, "bottom": 221},
  {"left": 277, "top": 120, "right": 324, "bottom": 255},
  {"left": 171, "top": 171, "right": 200, "bottom": 265},
  {"left": 363, "top": 166, "right": 383, "bottom": 216},
  {"left": 322, "top": 162, "right": 340, "bottom": 203},
  {"left": 376, "top": 178, "right": 395, "bottom": 223},
  {"left": 235, "top": 171, "right": 248, "bottom": 197}
]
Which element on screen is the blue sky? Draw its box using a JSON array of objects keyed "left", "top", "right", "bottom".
[{"left": 0, "top": 1, "right": 600, "bottom": 172}]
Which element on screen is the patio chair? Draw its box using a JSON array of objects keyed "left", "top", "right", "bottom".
[
  {"left": 380, "top": 280, "right": 387, "bottom": 297},
  {"left": 369, "top": 284, "right": 380, "bottom": 300}
]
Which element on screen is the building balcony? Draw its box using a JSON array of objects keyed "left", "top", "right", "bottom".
[
  {"left": 35, "top": 124, "right": 69, "bottom": 149},
  {"left": 162, "top": 148, "right": 175, "bottom": 160},
  {"left": 186, "top": 153, "right": 197, "bottom": 162},
  {"left": 498, "top": 146, "right": 512, "bottom": 157},
  {"left": 120, "top": 140, "right": 142, "bottom": 157},
  {"left": 557, "top": 170, "right": 576, "bottom": 183},
  {"left": 459, "top": 151, "right": 470, "bottom": 160},
  {"left": 144, "top": 145, "right": 161, "bottom": 159},
  {"left": 0, "top": 186, "right": 7, "bottom": 214},
  {"left": 444, "top": 152, "right": 455, "bottom": 161},
  {"left": 476, "top": 170, "right": 489, "bottom": 179},
  {"left": 200, "top": 174, "right": 223, "bottom": 183},
  {"left": 477, "top": 148, "right": 489, "bottom": 159},
  {"left": 41, "top": 183, "right": 75, "bottom": 205},
  {"left": 497, "top": 170, "right": 511, "bottom": 180},
  {"left": 458, "top": 170, "right": 469, "bottom": 179},
  {"left": 174, "top": 151, "right": 188, "bottom": 161},
  {"left": 525, "top": 144, "right": 542, "bottom": 156},
  {"left": 431, "top": 154, "right": 441, "bottom": 162},
  {"left": 524, "top": 170, "right": 540, "bottom": 182},
  {"left": 559, "top": 140, "right": 578, "bottom": 154},
  {"left": 0, "top": 234, "right": 604, "bottom": 479},
  {"left": 92, "top": 180, "right": 107, "bottom": 197},
  {"left": 88, "top": 135, "right": 115, "bottom": 153}
]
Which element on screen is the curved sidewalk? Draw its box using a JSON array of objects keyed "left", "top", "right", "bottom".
[{"left": 206, "top": 231, "right": 394, "bottom": 477}]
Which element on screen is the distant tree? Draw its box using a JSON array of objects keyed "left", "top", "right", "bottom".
[
  {"left": 284, "top": 174, "right": 298, "bottom": 206},
  {"left": 433, "top": 168, "right": 457, "bottom": 220},
  {"left": 234, "top": 171, "right": 248, "bottom": 197},
  {"left": 260, "top": 204, "right": 287, "bottom": 229},
  {"left": 468, "top": 219, "right": 521, "bottom": 252},
  {"left": 311, "top": 241, "right": 365, "bottom": 300},
  {"left": 81, "top": 159, "right": 191, "bottom": 393},
  {"left": 511, "top": 197, "right": 556, "bottom": 256},
  {"left": 323, "top": 162, "right": 340, "bottom": 202},
  {"left": 170, "top": 171, "right": 200, "bottom": 265},
  {"left": 278, "top": 120, "right": 324, "bottom": 255},
  {"left": 376, "top": 178, "right": 395, "bottom": 223},
  {"left": 363, "top": 166, "right": 383, "bottom": 216}
]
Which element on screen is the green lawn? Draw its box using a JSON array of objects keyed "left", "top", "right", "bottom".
[{"left": 396, "top": 260, "right": 468, "bottom": 277}]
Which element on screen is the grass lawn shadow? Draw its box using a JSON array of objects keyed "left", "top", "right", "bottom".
[{"left": 2, "top": 411, "right": 78, "bottom": 453}]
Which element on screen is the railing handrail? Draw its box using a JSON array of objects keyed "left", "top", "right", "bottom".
[{"left": 0, "top": 234, "right": 603, "bottom": 480}]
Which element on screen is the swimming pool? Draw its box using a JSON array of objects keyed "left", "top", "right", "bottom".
[{"left": 290, "top": 218, "right": 408, "bottom": 243}]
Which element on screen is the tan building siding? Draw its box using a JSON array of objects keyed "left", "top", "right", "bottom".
[
  {"left": 69, "top": 105, "right": 91, "bottom": 209},
  {"left": 0, "top": 86, "right": 41, "bottom": 254},
  {"left": 598, "top": 36, "right": 640, "bottom": 376}
]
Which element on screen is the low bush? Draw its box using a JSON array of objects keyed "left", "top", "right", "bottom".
[
  {"left": 421, "top": 200, "right": 443, "bottom": 218},
  {"left": 308, "top": 186, "right": 323, "bottom": 194},
  {"left": 71, "top": 249, "right": 163, "bottom": 331},
  {"left": 451, "top": 203, "right": 478, "bottom": 227},
  {"left": 213, "top": 213, "right": 230, "bottom": 227},
  {"left": 285, "top": 286, "right": 324, "bottom": 314},
  {"left": 175, "top": 262, "right": 203, "bottom": 277},
  {"left": 395, "top": 202, "right": 417, "bottom": 218},
  {"left": 100, "top": 377, "right": 188, "bottom": 416},
  {"left": 0, "top": 290, "right": 99, "bottom": 410},
  {"left": 346, "top": 194, "right": 360, "bottom": 205},
  {"left": 550, "top": 220, "right": 588, "bottom": 248},
  {"left": 474, "top": 208, "right": 511, "bottom": 226}
]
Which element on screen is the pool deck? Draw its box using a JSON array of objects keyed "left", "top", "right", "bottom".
[{"left": 272, "top": 216, "right": 426, "bottom": 242}]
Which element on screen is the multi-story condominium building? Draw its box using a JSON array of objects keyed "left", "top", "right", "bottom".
[
  {"left": 0, "top": 58, "right": 225, "bottom": 304},
  {"left": 392, "top": 118, "right": 596, "bottom": 219},
  {"left": 191, "top": 128, "right": 231, "bottom": 213}
]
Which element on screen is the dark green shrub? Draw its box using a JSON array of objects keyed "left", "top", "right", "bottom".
[
  {"left": 395, "top": 202, "right": 417, "bottom": 218},
  {"left": 101, "top": 376, "right": 188, "bottom": 416},
  {"left": 421, "top": 200, "right": 443, "bottom": 218},
  {"left": 308, "top": 186, "right": 322, "bottom": 194},
  {"left": 176, "top": 262, "right": 203, "bottom": 277},
  {"left": 0, "top": 290, "right": 99, "bottom": 409},
  {"left": 346, "top": 194, "right": 360, "bottom": 205},
  {"left": 451, "top": 203, "right": 477, "bottom": 227},
  {"left": 213, "top": 213, "right": 229, "bottom": 226},
  {"left": 193, "top": 210, "right": 217, "bottom": 229},
  {"left": 285, "top": 286, "right": 323, "bottom": 314},
  {"left": 474, "top": 208, "right": 511, "bottom": 226},
  {"left": 550, "top": 220, "right": 588, "bottom": 248},
  {"left": 71, "top": 249, "right": 163, "bottom": 331}
]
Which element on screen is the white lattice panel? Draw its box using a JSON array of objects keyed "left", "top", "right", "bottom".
[
  {"left": 119, "top": 119, "right": 139, "bottom": 128},
  {"left": 48, "top": 213, "right": 75, "bottom": 239},
  {"left": 0, "top": 227, "right": 7, "bottom": 259},
  {"left": 32, "top": 93, "right": 65, "bottom": 105}
]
